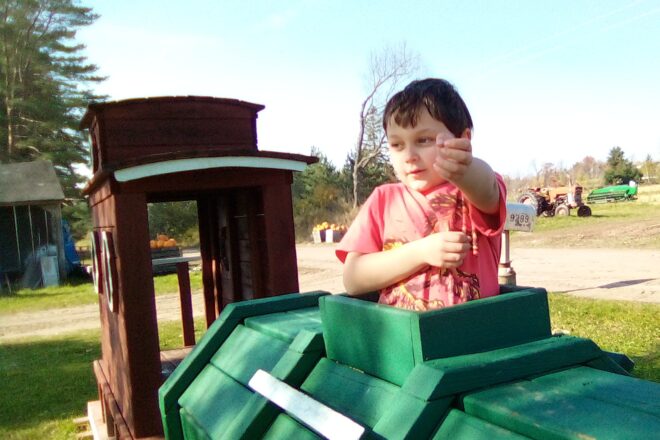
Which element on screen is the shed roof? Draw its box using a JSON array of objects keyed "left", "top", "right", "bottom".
[{"left": 0, "top": 160, "right": 65, "bottom": 205}]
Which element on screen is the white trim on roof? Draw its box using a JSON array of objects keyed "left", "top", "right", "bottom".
[{"left": 114, "top": 156, "right": 308, "bottom": 182}]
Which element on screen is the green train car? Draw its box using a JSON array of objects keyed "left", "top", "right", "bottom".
[
  {"left": 586, "top": 184, "right": 638, "bottom": 203},
  {"left": 159, "top": 288, "right": 659, "bottom": 440}
]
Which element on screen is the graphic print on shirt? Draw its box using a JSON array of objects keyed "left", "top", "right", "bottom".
[{"left": 380, "top": 191, "right": 480, "bottom": 311}]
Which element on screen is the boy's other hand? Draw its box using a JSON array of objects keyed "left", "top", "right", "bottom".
[
  {"left": 434, "top": 134, "right": 473, "bottom": 183},
  {"left": 421, "top": 231, "right": 470, "bottom": 268}
]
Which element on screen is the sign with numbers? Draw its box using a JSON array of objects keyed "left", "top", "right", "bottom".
[{"left": 504, "top": 203, "right": 536, "bottom": 232}]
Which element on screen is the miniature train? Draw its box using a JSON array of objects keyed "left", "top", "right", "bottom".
[{"left": 159, "top": 287, "right": 659, "bottom": 440}]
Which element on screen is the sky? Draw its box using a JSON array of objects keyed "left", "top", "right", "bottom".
[{"left": 77, "top": 0, "right": 660, "bottom": 177}]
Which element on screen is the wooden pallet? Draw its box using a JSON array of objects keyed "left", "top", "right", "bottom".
[
  {"left": 74, "top": 401, "right": 111, "bottom": 440},
  {"left": 73, "top": 415, "right": 93, "bottom": 439}
]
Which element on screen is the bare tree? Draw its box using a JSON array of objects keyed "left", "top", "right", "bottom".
[
  {"left": 350, "top": 44, "right": 419, "bottom": 208},
  {"left": 641, "top": 154, "right": 657, "bottom": 184},
  {"left": 570, "top": 155, "right": 605, "bottom": 186}
]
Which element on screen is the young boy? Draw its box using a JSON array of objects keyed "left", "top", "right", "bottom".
[{"left": 336, "top": 78, "right": 507, "bottom": 311}]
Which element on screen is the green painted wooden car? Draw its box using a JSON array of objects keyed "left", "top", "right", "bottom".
[{"left": 159, "top": 288, "right": 659, "bottom": 439}]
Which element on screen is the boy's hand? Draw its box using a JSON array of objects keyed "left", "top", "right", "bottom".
[
  {"left": 421, "top": 231, "right": 471, "bottom": 268},
  {"left": 434, "top": 134, "right": 473, "bottom": 183}
]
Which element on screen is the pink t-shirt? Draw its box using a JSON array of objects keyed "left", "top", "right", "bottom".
[{"left": 336, "top": 176, "right": 507, "bottom": 311}]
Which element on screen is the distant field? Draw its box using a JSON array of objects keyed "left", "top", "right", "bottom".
[
  {"left": 636, "top": 183, "right": 660, "bottom": 203},
  {"left": 511, "top": 184, "right": 660, "bottom": 249}
]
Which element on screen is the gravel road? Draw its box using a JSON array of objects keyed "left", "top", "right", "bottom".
[
  {"left": 296, "top": 244, "right": 660, "bottom": 303},
  {"left": 1, "top": 244, "right": 658, "bottom": 342}
]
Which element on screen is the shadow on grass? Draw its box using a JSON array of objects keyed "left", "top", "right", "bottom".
[
  {"left": 630, "top": 349, "right": 660, "bottom": 383},
  {"left": 557, "top": 278, "right": 656, "bottom": 294},
  {"left": 598, "top": 279, "right": 656, "bottom": 289},
  {"left": 0, "top": 333, "right": 100, "bottom": 431}
]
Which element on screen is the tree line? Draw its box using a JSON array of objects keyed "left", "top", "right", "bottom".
[
  {"left": 294, "top": 144, "right": 656, "bottom": 241},
  {"left": 504, "top": 147, "right": 654, "bottom": 198},
  {"left": 1, "top": 4, "right": 657, "bottom": 245},
  {"left": 0, "top": 0, "right": 103, "bottom": 239}
]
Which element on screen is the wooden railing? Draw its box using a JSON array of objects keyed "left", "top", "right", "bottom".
[{"left": 152, "top": 256, "right": 201, "bottom": 347}]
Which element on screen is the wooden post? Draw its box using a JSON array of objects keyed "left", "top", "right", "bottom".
[
  {"left": 261, "top": 183, "right": 300, "bottom": 295},
  {"left": 498, "top": 230, "right": 516, "bottom": 286},
  {"left": 498, "top": 203, "right": 536, "bottom": 287},
  {"left": 177, "top": 261, "right": 196, "bottom": 347},
  {"left": 197, "top": 197, "right": 218, "bottom": 328}
]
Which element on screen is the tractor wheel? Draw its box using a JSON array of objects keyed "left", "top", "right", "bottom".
[
  {"left": 542, "top": 204, "right": 555, "bottom": 217},
  {"left": 555, "top": 205, "right": 570, "bottom": 216},
  {"left": 518, "top": 192, "right": 543, "bottom": 216},
  {"left": 577, "top": 205, "right": 592, "bottom": 217}
]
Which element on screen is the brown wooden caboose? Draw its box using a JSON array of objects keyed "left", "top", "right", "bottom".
[{"left": 80, "top": 96, "right": 316, "bottom": 439}]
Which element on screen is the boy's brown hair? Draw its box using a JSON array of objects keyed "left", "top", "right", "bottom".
[{"left": 383, "top": 78, "right": 473, "bottom": 137}]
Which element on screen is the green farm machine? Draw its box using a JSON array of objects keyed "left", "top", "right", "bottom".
[
  {"left": 518, "top": 185, "right": 592, "bottom": 217},
  {"left": 586, "top": 183, "right": 638, "bottom": 203}
]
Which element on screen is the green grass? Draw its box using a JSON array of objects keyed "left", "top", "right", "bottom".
[
  {"left": 152, "top": 269, "right": 202, "bottom": 296},
  {"left": 509, "top": 184, "right": 660, "bottom": 249},
  {"left": 511, "top": 200, "right": 660, "bottom": 248},
  {"left": 0, "top": 278, "right": 95, "bottom": 314},
  {"left": 0, "top": 271, "right": 203, "bottom": 315},
  {"left": 549, "top": 294, "right": 660, "bottom": 381},
  {"left": 0, "top": 317, "right": 207, "bottom": 440},
  {"left": 527, "top": 201, "right": 660, "bottom": 232},
  {"left": 0, "top": 329, "right": 101, "bottom": 439},
  {"left": 532, "top": 201, "right": 660, "bottom": 232}
]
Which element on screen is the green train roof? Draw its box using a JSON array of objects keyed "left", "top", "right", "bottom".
[{"left": 159, "top": 288, "right": 660, "bottom": 439}]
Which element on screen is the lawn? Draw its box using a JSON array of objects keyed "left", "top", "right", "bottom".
[
  {"left": 0, "top": 318, "right": 207, "bottom": 440},
  {"left": 510, "top": 185, "right": 660, "bottom": 249},
  {"left": 530, "top": 201, "right": 660, "bottom": 233},
  {"left": 548, "top": 294, "right": 659, "bottom": 381},
  {"left": 0, "top": 295, "right": 657, "bottom": 439},
  {"left": 0, "top": 271, "right": 204, "bottom": 315}
]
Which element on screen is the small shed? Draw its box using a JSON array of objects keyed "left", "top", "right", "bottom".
[
  {"left": 0, "top": 160, "right": 66, "bottom": 284},
  {"left": 81, "top": 96, "right": 316, "bottom": 439}
]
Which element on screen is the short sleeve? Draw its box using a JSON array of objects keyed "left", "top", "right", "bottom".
[
  {"left": 335, "top": 187, "right": 386, "bottom": 263},
  {"left": 469, "top": 173, "right": 507, "bottom": 237}
]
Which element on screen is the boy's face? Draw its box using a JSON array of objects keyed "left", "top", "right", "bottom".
[{"left": 386, "top": 107, "right": 461, "bottom": 193}]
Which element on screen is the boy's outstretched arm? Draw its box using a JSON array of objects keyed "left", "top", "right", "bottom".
[
  {"left": 455, "top": 157, "right": 500, "bottom": 214},
  {"left": 435, "top": 132, "right": 500, "bottom": 214},
  {"left": 342, "top": 231, "right": 471, "bottom": 295}
]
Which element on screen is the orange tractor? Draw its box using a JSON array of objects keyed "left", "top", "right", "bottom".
[{"left": 518, "top": 185, "right": 592, "bottom": 217}]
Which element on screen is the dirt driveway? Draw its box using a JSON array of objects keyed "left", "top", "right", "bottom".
[
  {"left": 1, "top": 244, "right": 658, "bottom": 342},
  {"left": 296, "top": 244, "right": 660, "bottom": 303}
]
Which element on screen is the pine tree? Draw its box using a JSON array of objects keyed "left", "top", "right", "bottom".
[
  {"left": 292, "top": 147, "right": 346, "bottom": 236},
  {"left": 0, "top": 0, "right": 104, "bottom": 195},
  {"left": 603, "top": 146, "right": 642, "bottom": 185}
]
